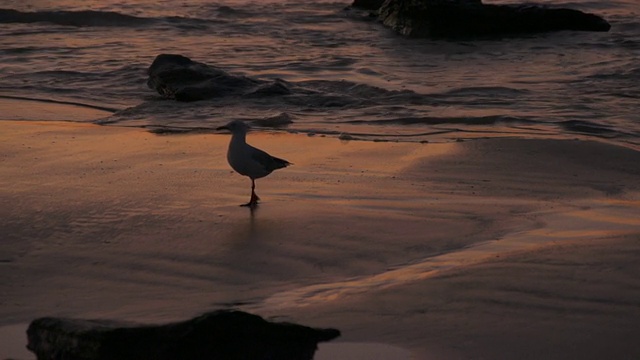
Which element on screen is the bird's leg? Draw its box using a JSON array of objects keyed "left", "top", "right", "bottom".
[
  {"left": 241, "top": 179, "right": 260, "bottom": 207},
  {"left": 250, "top": 179, "right": 260, "bottom": 203}
]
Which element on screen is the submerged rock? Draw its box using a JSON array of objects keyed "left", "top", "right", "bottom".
[
  {"left": 27, "top": 309, "right": 340, "bottom": 360},
  {"left": 353, "top": 0, "right": 610, "bottom": 38},
  {"left": 147, "top": 54, "right": 291, "bottom": 101}
]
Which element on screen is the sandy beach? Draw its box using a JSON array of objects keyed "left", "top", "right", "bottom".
[{"left": 1, "top": 119, "right": 639, "bottom": 359}]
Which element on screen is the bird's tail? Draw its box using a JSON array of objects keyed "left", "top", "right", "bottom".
[{"left": 272, "top": 156, "right": 292, "bottom": 169}]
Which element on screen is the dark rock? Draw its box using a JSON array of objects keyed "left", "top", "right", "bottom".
[
  {"left": 27, "top": 310, "right": 340, "bottom": 360},
  {"left": 350, "top": 0, "right": 387, "bottom": 11},
  {"left": 147, "top": 54, "right": 290, "bottom": 101},
  {"left": 0, "top": 8, "right": 152, "bottom": 27},
  {"left": 376, "top": 0, "right": 610, "bottom": 38}
]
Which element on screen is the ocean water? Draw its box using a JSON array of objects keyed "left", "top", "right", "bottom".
[{"left": 0, "top": 0, "right": 639, "bottom": 148}]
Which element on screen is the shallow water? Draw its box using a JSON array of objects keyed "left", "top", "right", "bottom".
[
  {"left": 260, "top": 196, "right": 640, "bottom": 309},
  {"left": 0, "top": 0, "right": 639, "bottom": 147}
]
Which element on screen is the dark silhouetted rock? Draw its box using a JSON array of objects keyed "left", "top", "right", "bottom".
[
  {"left": 350, "top": 0, "right": 386, "bottom": 11},
  {"left": 147, "top": 54, "right": 291, "bottom": 101},
  {"left": 27, "top": 310, "right": 340, "bottom": 360},
  {"left": 366, "top": 0, "right": 610, "bottom": 38}
]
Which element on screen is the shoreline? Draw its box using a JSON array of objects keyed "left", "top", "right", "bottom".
[
  {"left": 1, "top": 120, "right": 639, "bottom": 359},
  {"left": 2, "top": 92, "right": 640, "bottom": 152}
]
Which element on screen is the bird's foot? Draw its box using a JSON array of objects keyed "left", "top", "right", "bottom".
[
  {"left": 240, "top": 200, "right": 258, "bottom": 208},
  {"left": 240, "top": 193, "right": 260, "bottom": 208}
]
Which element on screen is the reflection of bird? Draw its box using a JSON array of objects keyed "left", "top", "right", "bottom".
[{"left": 217, "top": 120, "right": 291, "bottom": 207}]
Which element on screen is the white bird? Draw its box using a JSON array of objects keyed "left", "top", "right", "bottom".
[{"left": 217, "top": 120, "right": 291, "bottom": 207}]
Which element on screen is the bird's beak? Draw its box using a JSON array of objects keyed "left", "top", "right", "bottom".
[{"left": 216, "top": 125, "right": 229, "bottom": 131}]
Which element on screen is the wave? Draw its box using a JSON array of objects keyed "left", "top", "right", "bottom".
[
  {"left": 0, "top": 8, "right": 225, "bottom": 28},
  {"left": 215, "top": 6, "right": 253, "bottom": 19},
  {"left": 436, "top": 86, "right": 531, "bottom": 97},
  {"left": 343, "top": 115, "right": 538, "bottom": 126},
  {"left": 2, "top": 47, "right": 636, "bottom": 148},
  {"left": 558, "top": 119, "right": 621, "bottom": 135},
  {"left": 0, "top": 94, "right": 119, "bottom": 113},
  {"left": 0, "top": 4, "right": 362, "bottom": 31},
  {"left": 98, "top": 53, "right": 638, "bottom": 146},
  {"left": 0, "top": 8, "right": 155, "bottom": 27}
]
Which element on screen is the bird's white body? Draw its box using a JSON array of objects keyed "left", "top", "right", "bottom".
[
  {"left": 227, "top": 131, "right": 273, "bottom": 179},
  {"left": 218, "top": 120, "right": 291, "bottom": 206}
]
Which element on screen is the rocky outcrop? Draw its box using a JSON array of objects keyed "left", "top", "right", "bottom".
[
  {"left": 147, "top": 54, "right": 291, "bottom": 101},
  {"left": 352, "top": 0, "right": 610, "bottom": 38},
  {"left": 27, "top": 310, "right": 340, "bottom": 360}
]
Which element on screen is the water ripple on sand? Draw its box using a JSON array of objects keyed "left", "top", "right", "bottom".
[{"left": 261, "top": 198, "right": 640, "bottom": 309}]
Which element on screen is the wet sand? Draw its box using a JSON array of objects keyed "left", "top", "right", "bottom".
[{"left": 1, "top": 120, "right": 639, "bottom": 359}]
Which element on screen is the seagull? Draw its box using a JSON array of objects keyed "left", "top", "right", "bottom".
[{"left": 217, "top": 120, "right": 291, "bottom": 207}]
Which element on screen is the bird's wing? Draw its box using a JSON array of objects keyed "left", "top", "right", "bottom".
[{"left": 250, "top": 147, "right": 291, "bottom": 172}]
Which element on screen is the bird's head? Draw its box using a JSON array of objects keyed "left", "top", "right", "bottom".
[{"left": 217, "top": 120, "right": 250, "bottom": 134}]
